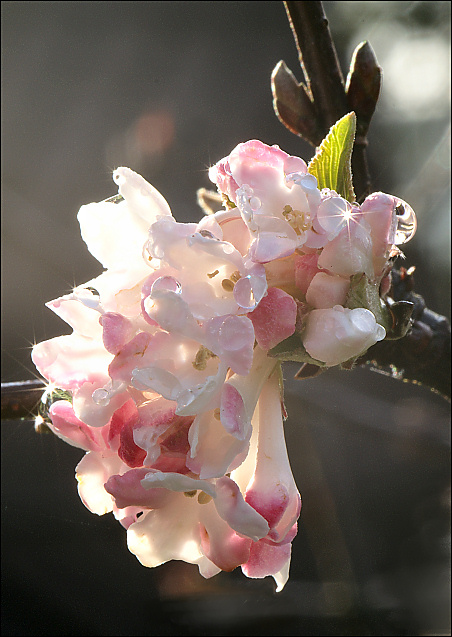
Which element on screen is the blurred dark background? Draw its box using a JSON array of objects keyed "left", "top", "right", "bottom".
[{"left": 2, "top": 2, "right": 450, "bottom": 635}]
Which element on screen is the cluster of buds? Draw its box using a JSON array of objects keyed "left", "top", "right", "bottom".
[{"left": 32, "top": 140, "right": 416, "bottom": 590}]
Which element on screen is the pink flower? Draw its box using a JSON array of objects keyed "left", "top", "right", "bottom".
[
  {"left": 248, "top": 287, "right": 297, "bottom": 350},
  {"left": 31, "top": 147, "right": 416, "bottom": 592},
  {"left": 210, "top": 140, "right": 321, "bottom": 263}
]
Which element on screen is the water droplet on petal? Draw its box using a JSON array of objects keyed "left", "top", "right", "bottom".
[
  {"left": 92, "top": 388, "right": 111, "bottom": 406},
  {"left": 293, "top": 173, "right": 318, "bottom": 192},
  {"left": 199, "top": 229, "right": 216, "bottom": 239},
  {"left": 222, "top": 243, "right": 235, "bottom": 255},
  {"left": 151, "top": 276, "right": 182, "bottom": 295},
  {"left": 219, "top": 316, "right": 250, "bottom": 350},
  {"left": 233, "top": 275, "right": 257, "bottom": 310},
  {"left": 249, "top": 196, "right": 261, "bottom": 211},
  {"left": 394, "top": 200, "right": 417, "bottom": 245}
]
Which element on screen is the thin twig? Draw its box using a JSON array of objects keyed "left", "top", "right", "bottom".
[
  {"left": 275, "top": 1, "right": 377, "bottom": 201},
  {"left": 1, "top": 379, "right": 45, "bottom": 420},
  {"left": 357, "top": 269, "right": 451, "bottom": 401},
  {"left": 284, "top": 1, "right": 347, "bottom": 131}
]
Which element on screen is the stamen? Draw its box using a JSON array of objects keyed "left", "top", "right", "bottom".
[
  {"left": 221, "top": 270, "right": 241, "bottom": 291},
  {"left": 192, "top": 345, "right": 216, "bottom": 371},
  {"left": 183, "top": 490, "right": 197, "bottom": 498},
  {"left": 207, "top": 270, "right": 219, "bottom": 279},
  {"left": 282, "top": 205, "right": 311, "bottom": 233},
  {"left": 221, "top": 279, "right": 235, "bottom": 292},
  {"left": 198, "top": 491, "right": 213, "bottom": 505}
]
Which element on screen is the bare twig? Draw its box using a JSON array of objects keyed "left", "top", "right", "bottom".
[
  {"left": 1, "top": 379, "right": 46, "bottom": 420},
  {"left": 273, "top": 1, "right": 381, "bottom": 202},
  {"left": 284, "top": 0, "right": 347, "bottom": 132},
  {"left": 357, "top": 269, "right": 451, "bottom": 401}
]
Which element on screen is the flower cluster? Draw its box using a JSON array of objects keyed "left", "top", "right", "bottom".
[{"left": 32, "top": 140, "right": 415, "bottom": 590}]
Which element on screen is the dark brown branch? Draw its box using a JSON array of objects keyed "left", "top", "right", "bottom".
[
  {"left": 1, "top": 379, "right": 46, "bottom": 420},
  {"left": 357, "top": 269, "right": 451, "bottom": 401},
  {"left": 273, "top": 1, "right": 381, "bottom": 202},
  {"left": 284, "top": 0, "right": 347, "bottom": 132}
]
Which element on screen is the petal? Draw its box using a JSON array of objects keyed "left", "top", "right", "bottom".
[
  {"left": 219, "top": 383, "right": 248, "bottom": 440},
  {"left": 127, "top": 493, "right": 204, "bottom": 568},
  {"left": 220, "top": 347, "right": 277, "bottom": 440},
  {"left": 248, "top": 287, "right": 297, "bottom": 350},
  {"left": 317, "top": 221, "right": 374, "bottom": 278},
  {"left": 140, "top": 470, "right": 216, "bottom": 499},
  {"left": 72, "top": 378, "right": 129, "bottom": 428},
  {"left": 48, "top": 400, "right": 104, "bottom": 451},
  {"left": 187, "top": 410, "right": 250, "bottom": 479},
  {"left": 241, "top": 539, "right": 292, "bottom": 592},
  {"left": 248, "top": 216, "right": 300, "bottom": 263},
  {"left": 244, "top": 371, "right": 301, "bottom": 543},
  {"left": 294, "top": 252, "right": 322, "bottom": 295},
  {"left": 198, "top": 503, "right": 252, "bottom": 572},
  {"left": 213, "top": 476, "right": 269, "bottom": 541},
  {"left": 78, "top": 198, "right": 148, "bottom": 270},
  {"left": 302, "top": 306, "right": 386, "bottom": 366},
  {"left": 108, "top": 331, "right": 154, "bottom": 384},
  {"left": 32, "top": 333, "right": 113, "bottom": 391},
  {"left": 100, "top": 312, "right": 136, "bottom": 355},
  {"left": 113, "top": 167, "right": 172, "bottom": 224},
  {"left": 46, "top": 291, "right": 103, "bottom": 339},
  {"left": 305, "top": 272, "right": 350, "bottom": 309},
  {"left": 75, "top": 451, "right": 125, "bottom": 515},
  {"left": 104, "top": 468, "right": 169, "bottom": 509}
]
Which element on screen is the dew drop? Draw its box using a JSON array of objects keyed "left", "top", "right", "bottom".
[
  {"left": 249, "top": 196, "right": 261, "bottom": 211},
  {"left": 150, "top": 275, "right": 182, "bottom": 295},
  {"left": 199, "top": 229, "right": 216, "bottom": 239},
  {"left": 222, "top": 243, "right": 235, "bottom": 255},
  {"left": 394, "top": 200, "right": 417, "bottom": 245},
  {"left": 92, "top": 388, "right": 111, "bottom": 406},
  {"left": 233, "top": 275, "right": 257, "bottom": 310}
]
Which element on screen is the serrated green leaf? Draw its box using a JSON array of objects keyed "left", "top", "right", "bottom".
[
  {"left": 345, "top": 273, "right": 392, "bottom": 331},
  {"left": 308, "top": 112, "right": 356, "bottom": 202},
  {"left": 268, "top": 332, "right": 326, "bottom": 366}
]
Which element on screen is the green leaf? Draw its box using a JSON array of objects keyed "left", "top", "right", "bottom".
[
  {"left": 268, "top": 332, "right": 326, "bottom": 366},
  {"left": 345, "top": 273, "right": 392, "bottom": 331},
  {"left": 308, "top": 112, "right": 356, "bottom": 202}
]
